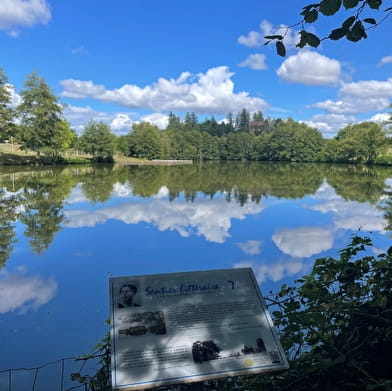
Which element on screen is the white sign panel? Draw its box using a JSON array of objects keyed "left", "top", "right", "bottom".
[{"left": 109, "top": 268, "right": 288, "bottom": 390}]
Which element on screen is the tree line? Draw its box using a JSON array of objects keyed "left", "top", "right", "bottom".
[{"left": 1, "top": 67, "right": 391, "bottom": 164}]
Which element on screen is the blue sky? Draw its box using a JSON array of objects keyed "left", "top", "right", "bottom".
[{"left": 1, "top": 0, "right": 391, "bottom": 137}]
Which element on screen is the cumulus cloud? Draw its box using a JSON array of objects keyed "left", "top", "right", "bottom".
[
  {"left": 235, "top": 240, "right": 262, "bottom": 255},
  {"left": 239, "top": 54, "right": 267, "bottom": 70},
  {"left": 234, "top": 259, "right": 309, "bottom": 283},
  {"left": 303, "top": 113, "right": 356, "bottom": 137},
  {"left": 63, "top": 105, "right": 168, "bottom": 135},
  {"left": 0, "top": 271, "right": 57, "bottom": 314},
  {"left": 369, "top": 113, "right": 391, "bottom": 123},
  {"left": 379, "top": 56, "right": 392, "bottom": 66},
  {"left": 63, "top": 197, "right": 264, "bottom": 243},
  {"left": 4, "top": 83, "right": 21, "bottom": 109},
  {"left": 277, "top": 51, "right": 341, "bottom": 86},
  {"left": 309, "top": 97, "right": 390, "bottom": 114},
  {"left": 238, "top": 20, "right": 299, "bottom": 48},
  {"left": 59, "top": 66, "right": 269, "bottom": 114},
  {"left": 272, "top": 227, "right": 334, "bottom": 258},
  {"left": 340, "top": 78, "right": 392, "bottom": 99},
  {"left": 307, "top": 199, "right": 387, "bottom": 233},
  {"left": 110, "top": 113, "right": 133, "bottom": 133},
  {"left": 0, "top": 0, "right": 51, "bottom": 36},
  {"left": 141, "top": 113, "right": 169, "bottom": 129},
  {"left": 309, "top": 78, "right": 392, "bottom": 115}
]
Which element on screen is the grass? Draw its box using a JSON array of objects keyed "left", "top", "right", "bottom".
[{"left": 0, "top": 143, "right": 149, "bottom": 166}]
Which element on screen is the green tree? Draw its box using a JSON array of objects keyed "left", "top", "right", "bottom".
[
  {"left": 17, "top": 72, "right": 65, "bottom": 158},
  {"left": 78, "top": 121, "right": 116, "bottom": 162},
  {"left": 336, "top": 122, "right": 388, "bottom": 163},
  {"left": 266, "top": 0, "right": 391, "bottom": 56},
  {"left": 235, "top": 108, "right": 250, "bottom": 132},
  {"left": 259, "top": 235, "right": 392, "bottom": 391},
  {"left": 166, "top": 112, "right": 183, "bottom": 132},
  {"left": 129, "top": 122, "right": 162, "bottom": 160},
  {"left": 0, "top": 67, "right": 15, "bottom": 143},
  {"left": 259, "top": 119, "right": 324, "bottom": 161},
  {"left": 116, "top": 135, "right": 130, "bottom": 156}
]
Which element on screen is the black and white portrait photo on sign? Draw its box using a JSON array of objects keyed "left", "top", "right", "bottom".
[{"left": 117, "top": 282, "right": 141, "bottom": 308}]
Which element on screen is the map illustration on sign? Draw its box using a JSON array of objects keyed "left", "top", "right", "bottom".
[{"left": 109, "top": 268, "right": 289, "bottom": 390}]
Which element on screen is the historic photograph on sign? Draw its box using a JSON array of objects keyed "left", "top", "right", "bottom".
[{"left": 109, "top": 268, "right": 288, "bottom": 390}]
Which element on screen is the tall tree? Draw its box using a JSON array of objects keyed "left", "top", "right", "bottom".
[
  {"left": 17, "top": 72, "right": 64, "bottom": 157},
  {"left": 78, "top": 121, "right": 116, "bottom": 162},
  {"left": 0, "top": 67, "right": 15, "bottom": 142},
  {"left": 235, "top": 108, "right": 250, "bottom": 132}
]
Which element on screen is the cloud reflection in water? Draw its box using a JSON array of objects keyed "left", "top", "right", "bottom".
[
  {"left": 0, "top": 271, "right": 57, "bottom": 314},
  {"left": 64, "top": 198, "right": 264, "bottom": 243}
]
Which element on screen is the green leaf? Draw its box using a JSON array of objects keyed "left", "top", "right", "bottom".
[
  {"left": 297, "top": 30, "right": 308, "bottom": 48},
  {"left": 343, "top": 0, "right": 359, "bottom": 8},
  {"left": 276, "top": 41, "right": 286, "bottom": 56},
  {"left": 342, "top": 16, "right": 356, "bottom": 29},
  {"left": 304, "top": 9, "right": 319, "bottom": 23},
  {"left": 346, "top": 21, "right": 367, "bottom": 42},
  {"left": 329, "top": 28, "right": 347, "bottom": 40},
  {"left": 306, "top": 32, "right": 321, "bottom": 47},
  {"left": 265, "top": 35, "right": 284, "bottom": 40},
  {"left": 368, "top": 0, "right": 382, "bottom": 9},
  {"left": 363, "top": 17, "right": 377, "bottom": 24},
  {"left": 319, "top": 0, "right": 342, "bottom": 15}
]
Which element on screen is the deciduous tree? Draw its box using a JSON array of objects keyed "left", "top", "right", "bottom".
[
  {"left": 17, "top": 72, "right": 65, "bottom": 157},
  {"left": 78, "top": 121, "right": 116, "bottom": 162}
]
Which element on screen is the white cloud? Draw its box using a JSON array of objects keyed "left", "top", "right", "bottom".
[
  {"left": 277, "top": 51, "right": 341, "bottom": 86},
  {"left": 379, "top": 56, "right": 392, "bottom": 66},
  {"left": 0, "top": 271, "right": 57, "bottom": 314},
  {"left": 272, "top": 227, "right": 334, "bottom": 258},
  {"left": 303, "top": 113, "right": 356, "bottom": 137},
  {"left": 234, "top": 259, "right": 309, "bottom": 283},
  {"left": 238, "top": 20, "right": 299, "bottom": 48},
  {"left": 63, "top": 105, "right": 169, "bottom": 135},
  {"left": 63, "top": 196, "right": 264, "bottom": 243},
  {"left": 5, "top": 83, "right": 21, "bottom": 109},
  {"left": 59, "top": 66, "right": 269, "bottom": 114},
  {"left": 308, "top": 199, "right": 387, "bottom": 233},
  {"left": 141, "top": 113, "right": 169, "bottom": 129},
  {"left": 369, "top": 113, "right": 391, "bottom": 123},
  {"left": 340, "top": 78, "right": 392, "bottom": 99},
  {"left": 309, "top": 78, "right": 392, "bottom": 115},
  {"left": 239, "top": 54, "right": 267, "bottom": 70},
  {"left": 309, "top": 97, "right": 390, "bottom": 114},
  {"left": 0, "top": 0, "right": 51, "bottom": 35},
  {"left": 110, "top": 113, "right": 133, "bottom": 133},
  {"left": 235, "top": 240, "right": 262, "bottom": 255}
]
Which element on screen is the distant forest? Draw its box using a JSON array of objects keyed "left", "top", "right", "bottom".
[
  {"left": 1, "top": 68, "right": 391, "bottom": 165},
  {"left": 118, "top": 109, "right": 392, "bottom": 165}
]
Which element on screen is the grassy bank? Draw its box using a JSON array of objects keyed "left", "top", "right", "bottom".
[{"left": 0, "top": 143, "right": 147, "bottom": 166}]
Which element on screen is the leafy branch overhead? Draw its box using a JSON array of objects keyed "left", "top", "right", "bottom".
[{"left": 265, "top": 0, "right": 392, "bottom": 56}]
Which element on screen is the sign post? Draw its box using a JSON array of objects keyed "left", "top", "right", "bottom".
[{"left": 109, "top": 268, "right": 288, "bottom": 390}]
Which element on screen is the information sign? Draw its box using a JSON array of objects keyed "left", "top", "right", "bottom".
[{"left": 109, "top": 268, "right": 288, "bottom": 390}]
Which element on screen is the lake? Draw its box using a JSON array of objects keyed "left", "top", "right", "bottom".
[{"left": 1, "top": 161, "right": 391, "bottom": 390}]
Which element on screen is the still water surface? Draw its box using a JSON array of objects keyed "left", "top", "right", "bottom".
[{"left": 0, "top": 162, "right": 391, "bottom": 389}]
